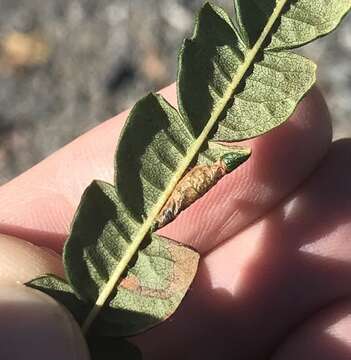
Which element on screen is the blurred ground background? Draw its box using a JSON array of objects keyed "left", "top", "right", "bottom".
[{"left": 0, "top": 0, "right": 350, "bottom": 185}]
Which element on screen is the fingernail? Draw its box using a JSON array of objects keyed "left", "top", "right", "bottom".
[{"left": 0, "top": 285, "right": 90, "bottom": 360}]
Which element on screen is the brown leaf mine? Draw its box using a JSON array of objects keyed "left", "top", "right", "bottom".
[{"left": 154, "top": 152, "right": 249, "bottom": 229}]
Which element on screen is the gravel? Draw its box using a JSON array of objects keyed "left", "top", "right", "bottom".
[{"left": 0, "top": 0, "right": 350, "bottom": 184}]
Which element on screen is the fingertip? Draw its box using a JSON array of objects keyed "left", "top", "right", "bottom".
[
  {"left": 273, "top": 301, "right": 351, "bottom": 360},
  {"left": 0, "top": 284, "right": 90, "bottom": 360}
]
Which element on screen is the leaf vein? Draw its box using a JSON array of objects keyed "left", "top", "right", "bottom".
[
  {"left": 140, "top": 171, "right": 164, "bottom": 193},
  {"left": 213, "top": 57, "right": 233, "bottom": 83}
]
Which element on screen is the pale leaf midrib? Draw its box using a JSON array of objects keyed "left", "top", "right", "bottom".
[{"left": 82, "top": 0, "right": 288, "bottom": 333}]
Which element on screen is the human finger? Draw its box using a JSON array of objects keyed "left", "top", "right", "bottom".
[
  {"left": 0, "top": 235, "right": 88, "bottom": 359},
  {"left": 134, "top": 139, "right": 351, "bottom": 359},
  {"left": 0, "top": 284, "right": 89, "bottom": 360},
  {"left": 272, "top": 300, "right": 351, "bottom": 360},
  {"left": 0, "top": 85, "right": 331, "bottom": 253},
  {"left": 0, "top": 140, "right": 349, "bottom": 359}
]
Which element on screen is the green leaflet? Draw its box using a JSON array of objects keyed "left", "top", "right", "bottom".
[
  {"left": 26, "top": 0, "right": 350, "bottom": 356},
  {"left": 235, "top": 0, "right": 351, "bottom": 49},
  {"left": 116, "top": 94, "right": 194, "bottom": 220},
  {"left": 234, "top": 0, "right": 276, "bottom": 47},
  {"left": 212, "top": 51, "right": 316, "bottom": 140},
  {"left": 198, "top": 142, "right": 252, "bottom": 166},
  {"left": 178, "top": 3, "right": 246, "bottom": 138}
]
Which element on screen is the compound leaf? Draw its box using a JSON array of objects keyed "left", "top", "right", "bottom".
[{"left": 74, "top": 0, "right": 349, "bottom": 330}]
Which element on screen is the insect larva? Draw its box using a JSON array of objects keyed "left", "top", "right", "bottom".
[{"left": 154, "top": 151, "right": 250, "bottom": 230}]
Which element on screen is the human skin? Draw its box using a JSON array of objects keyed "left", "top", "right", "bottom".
[{"left": 0, "top": 84, "right": 350, "bottom": 359}]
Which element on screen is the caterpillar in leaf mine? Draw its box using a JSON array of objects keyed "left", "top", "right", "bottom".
[{"left": 154, "top": 151, "right": 250, "bottom": 230}]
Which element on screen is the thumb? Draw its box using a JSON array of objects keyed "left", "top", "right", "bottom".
[
  {"left": 0, "top": 234, "right": 90, "bottom": 359},
  {"left": 0, "top": 284, "right": 90, "bottom": 360}
]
